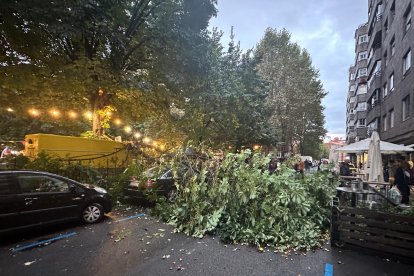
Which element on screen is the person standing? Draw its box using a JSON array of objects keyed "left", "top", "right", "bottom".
[
  {"left": 268, "top": 158, "right": 277, "bottom": 174},
  {"left": 394, "top": 159, "right": 410, "bottom": 205},
  {"left": 339, "top": 160, "right": 352, "bottom": 176}
]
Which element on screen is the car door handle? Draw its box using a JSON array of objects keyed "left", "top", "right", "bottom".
[{"left": 24, "top": 197, "right": 38, "bottom": 205}]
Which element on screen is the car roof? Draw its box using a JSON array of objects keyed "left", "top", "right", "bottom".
[{"left": 0, "top": 170, "right": 79, "bottom": 183}]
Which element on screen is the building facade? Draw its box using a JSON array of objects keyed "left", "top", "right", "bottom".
[
  {"left": 347, "top": 0, "right": 414, "bottom": 146},
  {"left": 347, "top": 23, "right": 369, "bottom": 144}
]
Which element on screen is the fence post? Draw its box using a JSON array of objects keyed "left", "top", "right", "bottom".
[{"left": 330, "top": 197, "right": 340, "bottom": 246}]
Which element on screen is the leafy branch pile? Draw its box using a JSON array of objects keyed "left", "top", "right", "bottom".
[{"left": 152, "top": 148, "right": 338, "bottom": 251}]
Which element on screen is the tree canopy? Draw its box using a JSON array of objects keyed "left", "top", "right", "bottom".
[{"left": 1, "top": 3, "right": 326, "bottom": 156}]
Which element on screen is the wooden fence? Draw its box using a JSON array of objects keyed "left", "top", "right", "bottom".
[{"left": 331, "top": 205, "right": 414, "bottom": 262}]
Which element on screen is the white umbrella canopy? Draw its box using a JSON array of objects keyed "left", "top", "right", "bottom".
[
  {"left": 367, "top": 131, "right": 384, "bottom": 182},
  {"left": 335, "top": 138, "right": 414, "bottom": 154}
]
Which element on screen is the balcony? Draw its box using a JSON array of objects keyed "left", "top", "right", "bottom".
[
  {"left": 366, "top": 103, "right": 381, "bottom": 124},
  {"left": 367, "top": 70, "right": 382, "bottom": 93},
  {"left": 367, "top": 48, "right": 382, "bottom": 75},
  {"left": 368, "top": 28, "right": 382, "bottom": 55}
]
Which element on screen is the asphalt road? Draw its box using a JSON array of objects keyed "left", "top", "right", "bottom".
[{"left": 1, "top": 205, "right": 414, "bottom": 276}]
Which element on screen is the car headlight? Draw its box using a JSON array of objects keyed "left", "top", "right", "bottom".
[{"left": 94, "top": 187, "right": 108, "bottom": 194}]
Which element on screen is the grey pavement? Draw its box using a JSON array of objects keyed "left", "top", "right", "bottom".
[{"left": 1, "top": 206, "right": 413, "bottom": 276}]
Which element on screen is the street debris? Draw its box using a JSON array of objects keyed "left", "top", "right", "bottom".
[
  {"left": 108, "top": 228, "right": 131, "bottom": 243},
  {"left": 24, "top": 260, "right": 37, "bottom": 266}
]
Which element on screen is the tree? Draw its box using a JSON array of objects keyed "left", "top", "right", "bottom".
[
  {"left": 173, "top": 28, "right": 271, "bottom": 149},
  {"left": 0, "top": 0, "right": 217, "bottom": 137},
  {"left": 255, "top": 28, "right": 326, "bottom": 155}
]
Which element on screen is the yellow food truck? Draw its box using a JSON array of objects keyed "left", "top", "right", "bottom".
[{"left": 24, "top": 134, "right": 131, "bottom": 168}]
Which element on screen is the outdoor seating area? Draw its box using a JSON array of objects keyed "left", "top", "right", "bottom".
[{"left": 331, "top": 131, "right": 414, "bottom": 262}]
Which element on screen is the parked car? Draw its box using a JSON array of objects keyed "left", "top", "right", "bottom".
[
  {"left": 0, "top": 170, "right": 112, "bottom": 234},
  {"left": 123, "top": 166, "right": 178, "bottom": 203}
]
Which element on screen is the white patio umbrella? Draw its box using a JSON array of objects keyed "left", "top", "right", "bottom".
[
  {"left": 335, "top": 138, "right": 414, "bottom": 154},
  {"left": 367, "top": 131, "right": 384, "bottom": 182}
]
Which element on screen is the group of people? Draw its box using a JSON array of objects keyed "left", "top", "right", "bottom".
[{"left": 340, "top": 158, "right": 414, "bottom": 206}]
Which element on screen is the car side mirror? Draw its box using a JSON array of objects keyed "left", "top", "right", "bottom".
[{"left": 69, "top": 184, "right": 84, "bottom": 194}]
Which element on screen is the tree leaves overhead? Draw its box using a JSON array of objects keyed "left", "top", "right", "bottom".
[
  {"left": 1, "top": 3, "right": 326, "bottom": 156},
  {"left": 0, "top": 0, "right": 217, "bottom": 139}
]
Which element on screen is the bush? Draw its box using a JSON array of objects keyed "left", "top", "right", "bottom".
[{"left": 152, "top": 148, "right": 338, "bottom": 251}]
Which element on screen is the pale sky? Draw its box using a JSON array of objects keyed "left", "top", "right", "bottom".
[{"left": 209, "top": 0, "right": 368, "bottom": 137}]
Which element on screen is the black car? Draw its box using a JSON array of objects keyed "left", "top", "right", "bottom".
[
  {"left": 124, "top": 167, "right": 178, "bottom": 203},
  {"left": 0, "top": 170, "right": 112, "bottom": 234}
]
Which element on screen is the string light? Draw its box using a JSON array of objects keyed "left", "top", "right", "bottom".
[
  {"left": 124, "top": 126, "right": 132, "bottom": 133},
  {"left": 28, "top": 108, "right": 40, "bottom": 117},
  {"left": 68, "top": 111, "right": 78, "bottom": 119},
  {"left": 49, "top": 109, "right": 61, "bottom": 118},
  {"left": 114, "top": 118, "right": 122, "bottom": 125},
  {"left": 253, "top": 145, "right": 260, "bottom": 150},
  {"left": 8, "top": 106, "right": 163, "bottom": 149},
  {"left": 83, "top": 111, "right": 93, "bottom": 120}
]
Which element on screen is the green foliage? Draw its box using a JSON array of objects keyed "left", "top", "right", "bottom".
[
  {"left": 255, "top": 28, "right": 326, "bottom": 155},
  {"left": 152, "top": 147, "right": 337, "bottom": 251}
]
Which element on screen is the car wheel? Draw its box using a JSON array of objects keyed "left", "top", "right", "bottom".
[
  {"left": 167, "top": 189, "right": 177, "bottom": 202},
  {"left": 82, "top": 203, "right": 104, "bottom": 224}
]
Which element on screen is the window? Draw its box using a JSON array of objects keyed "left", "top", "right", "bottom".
[
  {"left": 374, "top": 60, "right": 382, "bottom": 73},
  {"left": 350, "top": 73, "right": 355, "bottom": 80},
  {"left": 358, "top": 68, "right": 367, "bottom": 77},
  {"left": 389, "top": 109, "right": 394, "bottom": 128},
  {"left": 357, "top": 102, "right": 367, "bottom": 111},
  {"left": 389, "top": 73, "right": 394, "bottom": 91},
  {"left": 383, "top": 82, "right": 388, "bottom": 97},
  {"left": 384, "top": 51, "right": 388, "bottom": 66},
  {"left": 358, "top": 119, "right": 366, "bottom": 126},
  {"left": 404, "top": 4, "right": 412, "bottom": 32},
  {"left": 18, "top": 175, "right": 69, "bottom": 193},
  {"left": 384, "top": 18, "right": 389, "bottom": 34},
  {"left": 357, "top": 84, "right": 367, "bottom": 95},
  {"left": 402, "top": 96, "right": 410, "bottom": 121},
  {"left": 376, "top": 3, "right": 383, "bottom": 16},
  {"left": 359, "top": 34, "right": 368, "bottom": 44},
  {"left": 358, "top": 51, "right": 368, "bottom": 61},
  {"left": 383, "top": 114, "right": 388, "bottom": 131},
  {"left": 350, "top": 84, "right": 356, "bottom": 92},
  {"left": 403, "top": 49, "right": 411, "bottom": 74},
  {"left": 390, "top": 36, "right": 395, "bottom": 56}
]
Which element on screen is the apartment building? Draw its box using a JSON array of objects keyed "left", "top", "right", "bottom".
[
  {"left": 346, "top": 0, "right": 414, "bottom": 146},
  {"left": 346, "top": 23, "right": 369, "bottom": 144}
]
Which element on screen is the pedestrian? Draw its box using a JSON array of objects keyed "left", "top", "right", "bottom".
[
  {"left": 406, "top": 161, "right": 414, "bottom": 186},
  {"left": 394, "top": 159, "right": 410, "bottom": 206},
  {"left": 268, "top": 158, "right": 277, "bottom": 174},
  {"left": 339, "top": 160, "right": 352, "bottom": 176}
]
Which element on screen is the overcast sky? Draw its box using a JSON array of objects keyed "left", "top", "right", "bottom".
[{"left": 209, "top": 0, "right": 368, "bottom": 138}]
